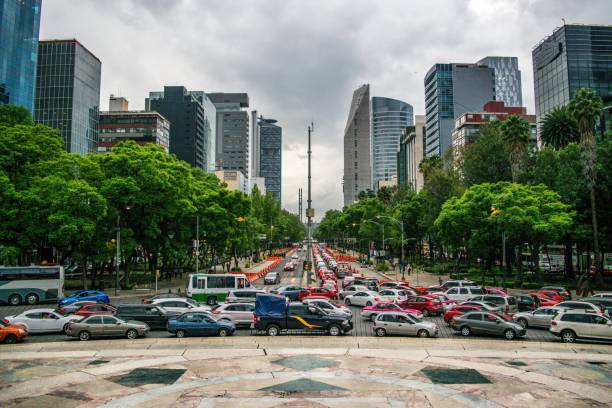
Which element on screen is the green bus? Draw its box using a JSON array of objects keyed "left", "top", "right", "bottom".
[
  {"left": 187, "top": 273, "right": 250, "bottom": 305},
  {"left": 0, "top": 266, "right": 64, "bottom": 305}
]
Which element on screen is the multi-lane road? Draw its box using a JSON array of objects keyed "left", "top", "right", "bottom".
[{"left": 0, "top": 251, "right": 560, "bottom": 343}]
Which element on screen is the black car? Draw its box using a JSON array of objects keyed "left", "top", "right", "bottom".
[{"left": 115, "top": 304, "right": 180, "bottom": 330}]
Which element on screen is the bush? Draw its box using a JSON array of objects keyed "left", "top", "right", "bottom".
[
  {"left": 130, "top": 273, "right": 152, "bottom": 285},
  {"left": 376, "top": 261, "right": 389, "bottom": 272},
  {"left": 521, "top": 282, "right": 540, "bottom": 290}
]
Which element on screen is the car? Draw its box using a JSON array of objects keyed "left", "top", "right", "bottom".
[
  {"left": 441, "top": 280, "right": 477, "bottom": 290},
  {"left": 517, "top": 294, "right": 542, "bottom": 311},
  {"left": 264, "top": 271, "right": 280, "bottom": 285},
  {"left": 424, "top": 286, "right": 444, "bottom": 294},
  {"left": 0, "top": 319, "right": 28, "bottom": 344},
  {"left": 211, "top": 302, "right": 255, "bottom": 326},
  {"left": 167, "top": 312, "right": 235, "bottom": 337},
  {"left": 360, "top": 302, "right": 423, "bottom": 320},
  {"left": 443, "top": 286, "right": 484, "bottom": 302},
  {"left": 460, "top": 301, "right": 505, "bottom": 314},
  {"left": 151, "top": 298, "right": 211, "bottom": 313},
  {"left": 513, "top": 306, "right": 563, "bottom": 329},
  {"left": 590, "top": 292, "right": 612, "bottom": 299},
  {"left": 372, "top": 312, "right": 439, "bottom": 338},
  {"left": 583, "top": 297, "right": 612, "bottom": 315},
  {"left": 271, "top": 286, "right": 309, "bottom": 301},
  {"left": 555, "top": 300, "right": 606, "bottom": 314},
  {"left": 339, "top": 285, "right": 369, "bottom": 299},
  {"left": 344, "top": 290, "right": 381, "bottom": 307},
  {"left": 284, "top": 262, "right": 296, "bottom": 271},
  {"left": 540, "top": 286, "right": 572, "bottom": 300},
  {"left": 4, "top": 309, "right": 83, "bottom": 333},
  {"left": 74, "top": 303, "right": 117, "bottom": 317},
  {"left": 65, "top": 315, "right": 149, "bottom": 340},
  {"left": 450, "top": 311, "right": 526, "bottom": 340},
  {"left": 427, "top": 293, "right": 456, "bottom": 311},
  {"left": 528, "top": 292, "right": 559, "bottom": 307},
  {"left": 58, "top": 290, "right": 110, "bottom": 306},
  {"left": 397, "top": 295, "right": 443, "bottom": 317},
  {"left": 225, "top": 289, "right": 267, "bottom": 303},
  {"left": 484, "top": 287, "right": 510, "bottom": 296},
  {"left": 378, "top": 289, "right": 409, "bottom": 303},
  {"left": 550, "top": 310, "right": 612, "bottom": 343},
  {"left": 115, "top": 304, "right": 180, "bottom": 330},
  {"left": 533, "top": 290, "right": 564, "bottom": 303},
  {"left": 443, "top": 304, "right": 486, "bottom": 323},
  {"left": 467, "top": 295, "right": 518, "bottom": 314},
  {"left": 303, "top": 287, "right": 336, "bottom": 299},
  {"left": 378, "top": 281, "right": 405, "bottom": 290},
  {"left": 291, "top": 253, "right": 299, "bottom": 260},
  {"left": 302, "top": 298, "right": 352, "bottom": 318},
  {"left": 58, "top": 300, "right": 108, "bottom": 314},
  {"left": 142, "top": 293, "right": 186, "bottom": 304}
]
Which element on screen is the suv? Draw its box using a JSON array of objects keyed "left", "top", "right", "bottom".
[
  {"left": 441, "top": 280, "right": 477, "bottom": 290},
  {"left": 211, "top": 302, "right": 255, "bottom": 326},
  {"left": 550, "top": 311, "right": 612, "bottom": 343},
  {"left": 555, "top": 301, "right": 605, "bottom": 314},
  {"left": 225, "top": 289, "right": 266, "bottom": 303},
  {"left": 115, "top": 304, "right": 179, "bottom": 330},
  {"left": 468, "top": 295, "right": 518, "bottom": 314},
  {"left": 444, "top": 286, "right": 484, "bottom": 302}
]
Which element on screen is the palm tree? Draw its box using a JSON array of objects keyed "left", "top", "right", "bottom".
[
  {"left": 540, "top": 106, "right": 580, "bottom": 149},
  {"left": 501, "top": 115, "right": 531, "bottom": 182},
  {"left": 568, "top": 87, "right": 604, "bottom": 284}
]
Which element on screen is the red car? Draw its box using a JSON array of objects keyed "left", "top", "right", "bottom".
[
  {"left": 360, "top": 302, "right": 423, "bottom": 320},
  {"left": 74, "top": 303, "right": 117, "bottom": 317},
  {"left": 528, "top": 293, "right": 559, "bottom": 307},
  {"left": 443, "top": 304, "right": 511, "bottom": 323},
  {"left": 398, "top": 295, "right": 443, "bottom": 317},
  {"left": 303, "top": 287, "right": 336, "bottom": 299},
  {"left": 284, "top": 262, "right": 296, "bottom": 271},
  {"left": 535, "top": 290, "right": 564, "bottom": 303},
  {"left": 424, "top": 293, "right": 456, "bottom": 311}
]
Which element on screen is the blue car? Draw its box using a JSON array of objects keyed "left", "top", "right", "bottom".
[
  {"left": 167, "top": 312, "right": 235, "bottom": 337},
  {"left": 58, "top": 290, "right": 110, "bottom": 306}
]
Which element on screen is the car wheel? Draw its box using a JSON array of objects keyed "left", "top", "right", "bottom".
[
  {"left": 560, "top": 329, "right": 576, "bottom": 343},
  {"left": 25, "top": 293, "right": 39, "bottom": 305},
  {"left": 504, "top": 329, "right": 516, "bottom": 340},
  {"left": 460, "top": 326, "right": 471, "bottom": 336},
  {"left": 267, "top": 324, "right": 281, "bottom": 336},
  {"left": 63, "top": 323, "right": 71, "bottom": 333},
  {"left": 517, "top": 318, "right": 528, "bottom": 328},
  {"left": 126, "top": 329, "right": 138, "bottom": 340},
  {"left": 345, "top": 298, "right": 351, "bottom": 306},
  {"left": 328, "top": 324, "right": 341, "bottom": 336},
  {"left": 218, "top": 328, "right": 229, "bottom": 337},
  {"left": 365, "top": 301, "right": 372, "bottom": 307},
  {"left": 4, "top": 334, "right": 17, "bottom": 344},
  {"left": 422, "top": 309, "right": 430, "bottom": 317},
  {"left": 79, "top": 331, "right": 91, "bottom": 341},
  {"left": 8, "top": 294, "right": 21, "bottom": 306},
  {"left": 375, "top": 328, "right": 386, "bottom": 337},
  {"left": 417, "top": 329, "right": 429, "bottom": 338},
  {"left": 176, "top": 329, "right": 186, "bottom": 338},
  {"left": 207, "top": 297, "right": 217, "bottom": 306}
]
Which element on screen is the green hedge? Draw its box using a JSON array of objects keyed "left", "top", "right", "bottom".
[{"left": 376, "top": 262, "right": 389, "bottom": 272}]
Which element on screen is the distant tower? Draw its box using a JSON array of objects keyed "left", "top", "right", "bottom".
[{"left": 343, "top": 84, "right": 371, "bottom": 207}]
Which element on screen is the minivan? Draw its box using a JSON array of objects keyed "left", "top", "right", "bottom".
[{"left": 115, "top": 304, "right": 180, "bottom": 330}]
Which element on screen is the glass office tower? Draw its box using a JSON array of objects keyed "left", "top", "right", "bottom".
[
  {"left": 0, "top": 0, "right": 42, "bottom": 111},
  {"left": 258, "top": 116, "right": 282, "bottom": 203},
  {"left": 34, "top": 40, "right": 101, "bottom": 154}
]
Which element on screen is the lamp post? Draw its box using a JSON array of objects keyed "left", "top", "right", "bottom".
[{"left": 377, "top": 215, "right": 405, "bottom": 281}]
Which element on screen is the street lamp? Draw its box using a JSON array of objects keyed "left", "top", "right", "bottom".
[
  {"left": 115, "top": 205, "right": 131, "bottom": 296},
  {"left": 377, "top": 215, "right": 405, "bottom": 281}
]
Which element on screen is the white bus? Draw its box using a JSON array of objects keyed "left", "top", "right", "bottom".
[
  {"left": 187, "top": 273, "right": 251, "bottom": 305},
  {"left": 0, "top": 266, "right": 64, "bottom": 305}
]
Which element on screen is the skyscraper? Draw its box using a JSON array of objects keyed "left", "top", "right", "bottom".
[
  {"left": 533, "top": 24, "right": 612, "bottom": 137},
  {"left": 35, "top": 39, "right": 101, "bottom": 154},
  {"left": 398, "top": 115, "right": 425, "bottom": 192},
  {"left": 424, "top": 63, "right": 495, "bottom": 157},
  {"left": 208, "top": 93, "right": 250, "bottom": 179},
  {"left": 258, "top": 116, "right": 282, "bottom": 203},
  {"left": 343, "top": 84, "right": 372, "bottom": 207},
  {"left": 477, "top": 56, "right": 522, "bottom": 106},
  {"left": 371, "top": 96, "right": 413, "bottom": 187},
  {"left": 0, "top": 0, "right": 41, "bottom": 111}
]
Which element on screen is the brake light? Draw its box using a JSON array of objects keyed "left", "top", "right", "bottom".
[{"left": 212, "top": 310, "right": 220, "bottom": 314}]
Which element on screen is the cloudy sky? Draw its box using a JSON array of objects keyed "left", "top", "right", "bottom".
[{"left": 40, "top": 0, "right": 611, "bottom": 220}]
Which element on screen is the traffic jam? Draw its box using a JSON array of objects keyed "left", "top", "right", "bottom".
[{"left": 1, "top": 244, "right": 611, "bottom": 345}]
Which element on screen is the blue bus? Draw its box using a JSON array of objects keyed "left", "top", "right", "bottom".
[{"left": 0, "top": 266, "right": 64, "bottom": 306}]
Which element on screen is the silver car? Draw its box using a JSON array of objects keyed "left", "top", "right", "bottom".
[
  {"left": 451, "top": 311, "right": 526, "bottom": 340},
  {"left": 468, "top": 295, "right": 518, "bottom": 314},
  {"left": 225, "top": 289, "right": 266, "bottom": 303},
  {"left": 211, "top": 302, "right": 255, "bottom": 325},
  {"left": 65, "top": 315, "right": 149, "bottom": 340},
  {"left": 264, "top": 272, "right": 280, "bottom": 285},
  {"left": 372, "top": 312, "right": 438, "bottom": 338},
  {"left": 302, "top": 298, "right": 352, "bottom": 318},
  {"left": 513, "top": 306, "right": 563, "bottom": 328}
]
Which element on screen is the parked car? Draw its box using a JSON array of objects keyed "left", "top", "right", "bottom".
[
  {"left": 378, "top": 281, "right": 405, "bottom": 290},
  {"left": 528, "top": 292, "right": 560, "bottom": 307},
  {"left": 484, "top": 287, "right": 510, "bottom": 296},
  {"left": 550, "top": 311, "right": 612, "bottom": 343},
  {"left": 424, "top": 286, "right": 444, "bottom": 294},
  {"left": 372, "top": 312, "right": 438, "bottom": 338},
  {"left": 0, "top": 319, "right": 28, "bottom": 344},
  {"left": 303, "top": 287, "right": 336, "bottom": 299},
  {"left": 271, "top": 286, "right": 309, "bottom": 301},
  {"left": 583, "top": 297, "right": 612, "bottom": 315},
  {"left": 211, "top": 302, "right": 255, "bottom": 326},
  {"left": 284, "top": 261, "right": 296, "bottom": 271},
  {"left": 343, "top": 291, "right": 381, "bottom": 307},
  {"left": 555, "top": 300, "right": 606, "bottom": 314},
  {"left": 58, "top": 290, "right": 110, "bottom": 306},
  {"left": 74, "top": 303, "right": 117, "bottom": 317},
  {"left": 167, "top": 312, "right": 235, "bottom": 337},
  {"left": 302, "top": 298, "right": 352, "bottom": 318},
  {"left": 151, "top": 298, "right": 211, "bottom": 314},
  {"left": 460, "top": 301, "right": 505, "bottom": 314},
  {"left": 225, "top": 289, "right": 267, "bottom": 303},
  {"left": 397, "top": 295, "right": 443, "bottom": 317},
  {"left": 142, "top": 293, "right": 186, "bottom": 304},
  {"left": 58, "top": 300, "right": 108, "bottom": 314},
  {"left": 339, "top": 285, "right": 370, "bottom": 300},
  {"left": 441, "top": 280, "right": 477, "bottom": 290},
  {"left": 450, "top": 311, "right": 526, "bottom": 340},
  {"left": 65, "top": 315, "right": 149, "bottom": 340},
  {"left": 264, "top": 271, "right": 280, "bottom": 285},
  {"left": 534, "top": 290, "right": 564, "bottom": 303},
  {"left": 361, "top": 302, "right": 422, "bottom": 320},
  {"left": 513, "top": 306, "right": 563, "bottom": 329},
  {"left": 427, "top": 293, "right": 456, "bottom": 311},
  {"left": 467, "top": 295, "right": 518, "bottom": 314},
  {"left": 540, "top": 286, "right": 572, "bottom": 300},
  {"left": 115, "top": 304, "right": 180, "bottom": 330},
  {"left": 444, "top": 286, "right": 485, "bottom": 302},
  {"left": 443, "top": 304, "right": 486, "bottom": 323},
  {"left": 590, "top": 292, "right": 612, "bottom": 299},
  {"left": 517, "top": 294, "right": 542, "bottom": 312},
  {"left": 4, "top": 309, "right": 83, "bottom": 333},
  {"left": 378, "top": 289, "right": 409, "bottom": 303}
]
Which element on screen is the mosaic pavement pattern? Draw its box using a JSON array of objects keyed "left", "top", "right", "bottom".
[{"left": 1, "top": 343, "right": 611, "bottom": 407}]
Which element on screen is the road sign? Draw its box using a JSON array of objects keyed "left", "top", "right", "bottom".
[{"left": 306, "top": 208, "right": 314, "bottom": 218}]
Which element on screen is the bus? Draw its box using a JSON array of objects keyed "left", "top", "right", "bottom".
[
  {"left": 187, "top": 273, "right": 250, "bottom": 305},
  {"left": 0, "top": 266, "right": 64, "bottom": 306}
]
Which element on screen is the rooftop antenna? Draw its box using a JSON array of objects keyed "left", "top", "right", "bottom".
[{"left": 562, "top": 18, "right": 566, "bottom": 25}]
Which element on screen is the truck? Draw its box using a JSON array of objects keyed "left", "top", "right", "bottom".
[{"left": 253, "top": 293, "right": 353, "bottom": 336}]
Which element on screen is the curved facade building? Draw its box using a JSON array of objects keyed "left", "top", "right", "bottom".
[{"left": 371, "top": 97, "right": 413, "bottom": 186}]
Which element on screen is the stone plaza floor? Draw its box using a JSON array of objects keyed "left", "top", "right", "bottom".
[{"left": 1, "top": 337, "right": 611, "bottom": 407}]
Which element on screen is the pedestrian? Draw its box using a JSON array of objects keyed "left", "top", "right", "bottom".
[
  {"left": 407, "top": 263, "right": 413, "bottom": 275},
  {"left": 438, "top": 276, "right": 443, "bottom": 286}
]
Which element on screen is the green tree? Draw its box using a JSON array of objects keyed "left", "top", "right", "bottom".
[
  {"left": 501, "top": 115, "right": 531, "bottom": 182},
  {"left": 0, "top": 104, "right": 33, "bottom": 127},
  {"left": 568, "top": 87, "right": 604, "bottom": 283},
  {"left": 540, "top": 106, "right": 579, "bottom": 150}
]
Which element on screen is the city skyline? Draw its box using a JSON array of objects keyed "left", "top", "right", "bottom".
[{"left": 37, "top": 0, "right": 612, "bottom": 220}]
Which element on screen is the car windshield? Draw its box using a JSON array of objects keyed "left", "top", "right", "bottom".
[{"left": 53, "top": 309, "right": 67, "bottom": 316}]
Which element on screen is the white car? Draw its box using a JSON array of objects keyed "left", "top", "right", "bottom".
[
  {"left": 344, "top": 291, "right": 381, "bottom": 307},
  {"left": 590, "top": 293, "right": 612, "bottom": 299},
  {"left": 444, "top": 286, "right": 485, "bottom": 302},
  {"left": 151, "top": 298, "right": 211, "bottom": 314},
  {"left": 378, "top": 289, "right": 408, "bottom": 303},
  {"left": 550, "top": 310, "right": 612, "bottom": 342},
  {"left": 555, "top": 301, "right": 606, "bottom": 315},
  {"left": 302, "top": 298, "right": 352, "bottom": 318},
  {"left": 5, "top": 309, "right": 83, "bottom": 333},
  {"left": 339, "top": 285, "right": 369, "bottom": 299},
  {"left": 211, "top": 302, "right": 255, "bottom": 325},
  {"left": 291, "top": 253, "right": 299, "bottom": 260}
]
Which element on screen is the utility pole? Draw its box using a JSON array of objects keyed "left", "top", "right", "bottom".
[
  {"left": 306, "top": 123, "right": 314, "bottom": 286},
  {"left": 115, "top": 215, "right": 121, "bottom": 296},
  {"left": 298, "top": 188, "right": 303, "bottom": 224},
  {"left": 195, "top": 215, "right": 200, "bottom": 274}
]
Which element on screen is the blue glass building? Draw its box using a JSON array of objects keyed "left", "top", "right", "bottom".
[
  {"left": 0, "top": 0, "right": 41, "bottom": 111},
  {"left": 258, "top": 116, "right": 282, "bottom": 203}
]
